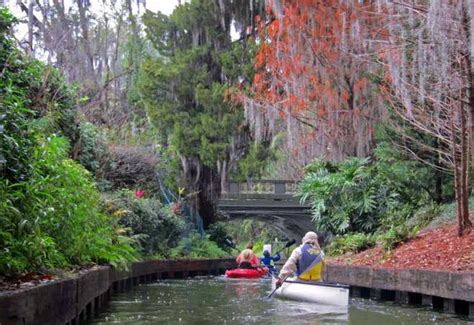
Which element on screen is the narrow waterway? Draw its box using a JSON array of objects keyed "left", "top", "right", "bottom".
[{"left": 91, "top": 276, "right": 469, "bottom": 324}]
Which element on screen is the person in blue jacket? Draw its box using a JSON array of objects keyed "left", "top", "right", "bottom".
[{"left": 260, "top": 250, "right": 281, "bottom": 274}]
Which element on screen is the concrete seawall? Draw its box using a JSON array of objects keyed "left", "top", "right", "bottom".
[
  {"left": 1, "top": 260, "right": 472, "bottom": 324},
  {"left": 0, "top": 258, "right": 236, "bottom": 325},
  {"left": 325, "top": 264, "right": 473, "bottom": 317}
]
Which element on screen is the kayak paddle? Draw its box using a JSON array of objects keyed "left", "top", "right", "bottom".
[
  {"left": 224, "top": 236, "right": 240, "bottom": 252},
  {"left": 275, "top": 238, "right": 296, "bottom": 254},
  {"left": 283, "top": 239, "right": 296, "bottom": 249}
]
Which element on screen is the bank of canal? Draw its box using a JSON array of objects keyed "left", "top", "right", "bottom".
[
  {"left": 90, "top": 276, "right": 470, "bottom": 324},
  {"left": 1, "top": 259, "right": 472, "bottom": 324}
]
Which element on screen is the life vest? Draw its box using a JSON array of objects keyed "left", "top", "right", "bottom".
[
  {"left": 261, "top": 252, "right": 280, "bottom": 268},
  {"left": 261, "top": 256, "right": 274, "bottom": 267},
  {"left": 296, "top": 243, "right": 324, "bottom": 281}
]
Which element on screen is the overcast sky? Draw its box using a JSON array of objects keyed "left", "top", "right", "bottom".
[
  {"left": 3, "top": 0, "right": 182, "bottom": 16},
  {"left": 2, "top": 0, "right": 183, "bottom": 42},
  {"left": 4, "top": 0, "right": 239, "bottom": 44},
  {"left": 147, "top": 0, "right": 181, "bottom": 15}
]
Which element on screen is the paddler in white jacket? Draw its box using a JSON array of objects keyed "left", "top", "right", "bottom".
[{"left": 276, "top": 231, "right": 325, "bottom": 287}]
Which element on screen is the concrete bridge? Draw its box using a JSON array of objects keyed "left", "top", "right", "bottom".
[{"left": 217, "top": 180, "right": 313, "bottom": 241}]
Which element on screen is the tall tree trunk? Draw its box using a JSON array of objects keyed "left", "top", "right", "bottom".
[
  {"left": 197, "top": 166, "right": 220, "bottom": 229},
  {"left": 26, "top": 0, "right": 34, "bottom": 54},
  {"left": 76, "top": 0, "right": 97, "bottom": 89},
  {"left": 461, "top": 0, "right": 473, "bottom": 234},
  {"left": 433, "top": 139, "right": 444, "bottom": 203},
  {"left": 463, "top": 0, "right": 474, "bottom": 175},
  {"left": 459, "top": 90, "right": 472, "bottom": 235},
  {"left": 450, "top": 93, "right": 472, "bottom": 236},
  {"left": 450, "top": 100, "right": 463, "bottom": 235},
  {"left": 180, "top": 156, "right": 220, "bottom": 229}
]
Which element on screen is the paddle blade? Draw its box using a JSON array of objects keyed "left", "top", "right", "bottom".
[
  {"left": 284, "top": 239, "right": 296, "bottom": 248},
  {"left": 224, "top": 237, "right": 239, "bottom": 251}
]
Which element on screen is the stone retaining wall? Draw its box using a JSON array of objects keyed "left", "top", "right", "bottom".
[
  {"left": 1, "top": 261, "right": 472, "bottom": 324},
  {"left": 0, "top": 258, "right": 235, "bottom": 325},
  {"left": 325, "top": 265, "right": 473, "bottom": 302},
  {"left": 325, "top": 264, "right": 473, "bottom": 318}
]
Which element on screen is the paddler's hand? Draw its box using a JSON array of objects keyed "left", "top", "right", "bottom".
[{"left": 276, "top": 278, "right": 283, "bottom": 288}]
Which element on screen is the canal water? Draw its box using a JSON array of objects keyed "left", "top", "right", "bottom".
[{"left": 91, "top": 276, "right": 470, "bottom": 324}]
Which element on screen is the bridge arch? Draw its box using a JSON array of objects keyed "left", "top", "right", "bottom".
[{"left": 217, "top": 180, "right": 314, "bottom": 241}]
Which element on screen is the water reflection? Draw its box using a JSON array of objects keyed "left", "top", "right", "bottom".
[{"left": 90, "top": 276, "right": 469, "bottom": 324}]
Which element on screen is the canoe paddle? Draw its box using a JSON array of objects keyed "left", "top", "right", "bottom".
[
  {"left": 262, "top": 239, "right": 296, "bottom": 300},
  {"left": 265, "top": 273, "right": 291, "bottom": 300}
]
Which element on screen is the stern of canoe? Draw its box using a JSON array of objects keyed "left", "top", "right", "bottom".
[{"left": 271, "top": 277, "right": 349, "bottom": 306}]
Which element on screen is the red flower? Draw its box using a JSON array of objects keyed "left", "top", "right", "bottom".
[
  {"left": 135, "top": 190, "right": 145, "bottom": 199},
  {"left": 171, "top": 202, "right": 182, "bottom": 215}
]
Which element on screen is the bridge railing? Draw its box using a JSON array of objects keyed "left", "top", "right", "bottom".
[{"left": 221, "top": 180, "right": 299, "bottom": 199}]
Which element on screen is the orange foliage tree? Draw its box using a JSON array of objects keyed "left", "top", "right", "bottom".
[
  {"left": 247, "top": 0, "right": 383, "bottom": 167},
  {"left": 245, "top": 0, "right": 472, "bottom": 235}
]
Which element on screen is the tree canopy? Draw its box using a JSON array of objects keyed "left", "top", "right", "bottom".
[{"left": 139, "top": 0, "right": 263, "bottom": 226}]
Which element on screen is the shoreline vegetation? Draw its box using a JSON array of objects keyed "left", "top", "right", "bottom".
[
  {"left": 0, "top": 7, "right": 233, "bottom": 280},
  {"left": 2, "top": 0, "right": 473, "bottom": 299}
]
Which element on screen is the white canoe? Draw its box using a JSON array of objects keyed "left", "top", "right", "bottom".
[{"left": 271, "top": 277, "right": 350, "bottom": 306}]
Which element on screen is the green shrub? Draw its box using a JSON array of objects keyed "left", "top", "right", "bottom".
[
  {"left": 0, "top": 135, "right": 137, "bottom": 274},
  {"left": 207, "top": 223, "right": 233, "bottom": 253},
  {"left": 98, "top": 145, "right": 159, "bottom": 191},
  {"left": 170, "top": 233, "right": 229, "bottom": 259},
  {"left": 405, "top": 203, "right": 440, "bottom": 229},
  {"left": 325, "top": 233, "right": 375, "bottom": 256},
  {"left": 1, "top": 8, "right": 81, "bottom": 186},
  {"left": 298, "top": 143, "right": 434, "bottom": 235},
  {"left": 103, "top": 190, "right": 186, "bottom": 256},
  {"left": 375, "top": 224, "right": 418, "bottom": 252},
  {"left": 1, "top": 10, "right": 35, "bottom": 183},
  {"left": 298, "top": 157, "right": 384, "bottom": 234},
  {"left": 74, "top": 122, "right": 101, "bottom": 173},
  {"left": 0, "top": 11, "right": 137, "bottom": 274}
]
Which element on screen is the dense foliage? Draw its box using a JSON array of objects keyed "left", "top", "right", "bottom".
[
  {"left": 324, "top": 233, "right": 376, "bottom": 256},
  {"left": 98, "top": 144, "right": 159, "bottom": 192},
  {"left": 231, "top": 142, "right": 276, "bottom": 181},
  {"left": 298, "top": 143, "right": 434, "bottom": 235},
  {"left": 103, "top": 190, "right": 186, "bottom": 257},
  {"left": 170, "top": 233, "right": 228, "bottom": 259},
  {"left": 0, "top": 9, "right": 137, "bottom": 275},
  {"left": 298, "top": 141, "right": 453, "bottom": 251},
  {"left": 215, "top": 219, "right": 288, "bottom": 256}
]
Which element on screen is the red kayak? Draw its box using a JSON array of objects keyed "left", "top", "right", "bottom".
[{"left": 225, "top": 267, "right": 269, "bottom": 278}]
